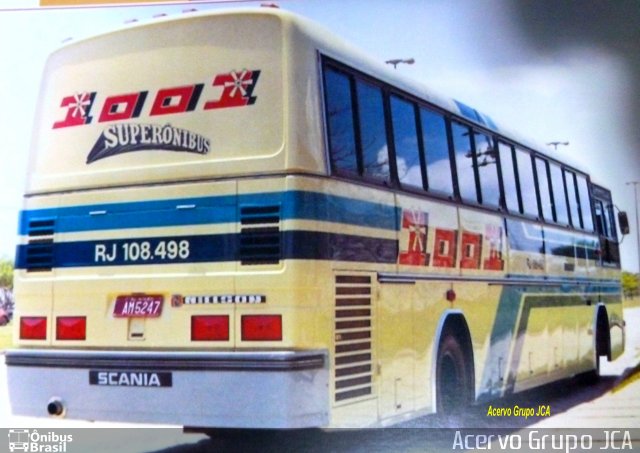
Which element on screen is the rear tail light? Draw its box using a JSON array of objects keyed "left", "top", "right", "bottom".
[
  {"left": 56, "top": 316, "right": 86, "bottom": 340},
  {"left": 20, "top": 317, "right": 47, "bottom": 340},
  {"left": 241, "top": 315, "right": 282, "bottom": 341},
  {"left": 191, "top": 315, "right": 229, "bottom": 341}
]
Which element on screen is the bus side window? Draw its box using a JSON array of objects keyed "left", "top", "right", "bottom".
[
  {"left": 323, "top": 67, "right": 358, "bottom": 175},
  {"left": 475, "top": 132, "right": 500, "bottom": 209},
  {"left": 549, "top": 162, "right": 570, "bottom": 226},
  {"left": 564, "top": 169, "right": 581, "bottom": 228},
  {"left": 594, "top": 200, "right": 608, "bottom": 237},
  {"left": 515, "top": 147, "right": 539, "bottom": 218},
  {"left": 576, "top": 173, "right": 594, "bottom": 231},
  {"left": 420, "top": 107, "right": 453, "bottom": 196},
  {"left": 355, "top": 80, "right": 391, "bottom": 184},
  {"left": 452, "top": 121, "right": 478, "bottom": 203},
  {"left": 535, "top": 157, "right": 554, "bottom": 222},
  {"left": 391, "top": 95, "right": 424, "bottom": 190},
  {"left": 605, "top": 203, "right": 617, "bottom": 240},
  {"left": 498, "top": 142, "right": 520, "bottom": 213}
]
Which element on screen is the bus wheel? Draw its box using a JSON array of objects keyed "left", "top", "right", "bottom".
[
  {"left": 582, "top": 310, "right": 610, "bottom": 385},
  {"left": 436, "top": 332, "right": 472, "bottom": 414}
]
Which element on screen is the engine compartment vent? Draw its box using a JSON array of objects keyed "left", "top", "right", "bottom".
[
  {"left": 334, "top": 274, "right": 373, "bottom": 403},
  {"left": 239, "top": 205, "right": 281, "bottom": 265},
  {"left": 25, "top": 218, "right": 55, "bottom": 272}
]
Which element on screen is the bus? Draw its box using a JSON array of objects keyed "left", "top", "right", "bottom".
[{"left": 7, "top": 7, "right": 628, "bottom": 429}]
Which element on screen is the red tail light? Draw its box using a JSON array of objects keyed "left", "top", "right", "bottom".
[
  {"left": 56, "top": 316, "right": 86, "bottom": 340},
  {"left": 20, "top": 317, "right": 47, "bottom": 340},
  {"left": 241, "top": 315, "right": 282, "bottom": 341},
  {"left": 191, "top": 315, "right": 229, "bottom": 341}
]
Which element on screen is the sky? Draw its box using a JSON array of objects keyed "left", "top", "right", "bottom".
[{"left": 0, "top": 0, "right": 638, "bottom": 271}]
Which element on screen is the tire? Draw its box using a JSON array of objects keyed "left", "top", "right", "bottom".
[
  {"left": 582, "top": 311, "right": 610, "bottom": 385},
  {"left": 436, "top": 332, "right": 473, "bottom": 414}
]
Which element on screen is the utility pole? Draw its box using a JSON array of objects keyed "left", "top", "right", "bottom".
[
  {"left": 627, "top": 181, "right": 640, "bottom": 290},
  {"left": 385, "top": 58, "right": 415, "bottom": 69},
  {"left": 546, "top": 141, "right": 569, "bottom": 151}
]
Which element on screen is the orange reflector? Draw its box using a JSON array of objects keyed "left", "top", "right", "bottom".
[
  {"left": 241, "top": 315, "right": 282, "bottom": 341},
  {"left": 56, "top": 316, "right": 86, "bottom": 340},
  {"left": 20, "top": 317, "right": 47, "bottom": 340},
  {"left": 191, "top": 315, "right": 229, "bottom": 341}
]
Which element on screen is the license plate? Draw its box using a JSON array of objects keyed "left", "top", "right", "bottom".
[
  {"left": 90, "top": 370, "right": 172, "bottom": 387},
  {"left": 113, "top": 294, "right": 164, "bottom": 318}
]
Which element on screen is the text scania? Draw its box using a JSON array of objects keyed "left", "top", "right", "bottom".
[
  {"left": 52, "top": 69, "right": 261, "bottom": 129},
  {"left": 452, "top": 430, "right": 633, "bottom": 451},
  {"left": 97, "top": 371, "right": 161, "bottom": 386}
]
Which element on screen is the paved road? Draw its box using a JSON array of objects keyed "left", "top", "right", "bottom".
[{"left": 1, "top": 307, "right": 639, "bottom": 452}]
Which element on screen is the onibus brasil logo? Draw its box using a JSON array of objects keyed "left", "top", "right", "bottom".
[{"left": 8, "top": 429, "right": 73, "bottom": 452}]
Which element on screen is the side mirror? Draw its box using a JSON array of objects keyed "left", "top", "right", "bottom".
[{"left": 618, "top": 211, "right": 630, "bottom": 235}]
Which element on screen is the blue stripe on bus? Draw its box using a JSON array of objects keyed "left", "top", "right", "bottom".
[
  {"left": 14, "top": 230, "right": 399, "bottom": 269},
  {"left": 18, "top": 191, "right": 400, "bottom": 235}
]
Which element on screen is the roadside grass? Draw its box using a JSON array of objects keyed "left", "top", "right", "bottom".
[
  {"left": 625, "top": 297, "right": 640, "bottom": 309},
  {"left": 0, "top": 323, "right": 13, "bottom": 350}
]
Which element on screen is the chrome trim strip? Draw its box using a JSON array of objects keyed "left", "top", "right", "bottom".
[
  {"left": 5, "top": 349, "right": 327, "bottom": 372},
  {"left": 377, "top": 272, "right": 621, "bottom": 288}
]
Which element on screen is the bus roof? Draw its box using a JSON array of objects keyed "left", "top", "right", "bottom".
[
  {"left": 31, "top": 7, "right": 588, "bottom": 195},
  {"left": 54, "top": 7, "right": 510, "bottom": 138}
]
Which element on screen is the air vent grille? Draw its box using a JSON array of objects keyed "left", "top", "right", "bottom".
[
  {"left": 25, "top": 218, "right": 55, "bottom": 272},
  {"left": 239, "top": 205, "right": 281, "bottom": 265},
  {"left": 334, "top": 274, "right": 373, "bottom": 403}
]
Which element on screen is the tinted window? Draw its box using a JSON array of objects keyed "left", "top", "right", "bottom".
[
  {"left": 535, "top": 158, "right": 554, "bottom": 221},
  {"left": 499, "top": 142, "right": 519, "bottom": 213},
  {"left": 356, "top": 80, "right": 390, "bottom": 183},
  {"left": 324, "top": 68, "right": 357, "bottom": 173},
  {"left": 452, "top": 122, "right": 477, "bottom": 203},
  {"left": 475, "top": 133, "right": 500, "bottom": 208},
  {"left": 605, "top": 203, "right": 617, "bottom": 239},
  {"left": 576, "top": 174, "right": 594, "bottom": 231},
  {"left": 391, "top": 96, "right": 423, "bottom": 189},
  {"left": 420, "top": 108, "right": 453, "bottom": 196},
  {"left": 515, "top": 148, "right": 538, "bottom": 217},
  {"left": 564, "top": 170, "right": 581, "bottom": 227},
  {"left": 549, "top": 163, "right": 569, "bottom": 225},
  {"left": 594, "top": 200, "right": 608, "bottom": 236}
]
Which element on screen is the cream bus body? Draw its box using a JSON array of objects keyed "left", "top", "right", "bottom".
[{"left": 7, "top": 8, "right": 624, "bottom": 429}]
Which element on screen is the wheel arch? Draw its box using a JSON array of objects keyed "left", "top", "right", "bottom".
[{"left": 431, "top": 310, "right": 475, "bottom": 411}]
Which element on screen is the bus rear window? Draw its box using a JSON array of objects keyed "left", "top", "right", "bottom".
[{"left": 324, "top": 68, "right": 358, "bottom": 174}]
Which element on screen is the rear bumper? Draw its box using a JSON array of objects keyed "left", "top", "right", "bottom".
[{"left": 6, "top": 349, "right": 329, "bottom": 428}]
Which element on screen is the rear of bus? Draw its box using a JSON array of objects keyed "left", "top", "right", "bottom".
[{"left": 7, "top": 9, "right": 330, "bottom": 428}]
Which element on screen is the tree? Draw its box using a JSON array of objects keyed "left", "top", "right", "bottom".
[
  {"left": 0, "top": 258, "right": 13, "bottom": 289},
  {"left": 622, "top": 271, "right": 639, "bottom": 298}
]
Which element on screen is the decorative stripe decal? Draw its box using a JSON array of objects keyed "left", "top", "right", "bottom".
[
  {"left": 15, "top": 231, "right": 398, "bottom": 269},
  {"left": 17, "top": 191, "right": 603, "bottom": 270},
  {"left": 18, "top": 190, "right": 401, "bottom": 235}
]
